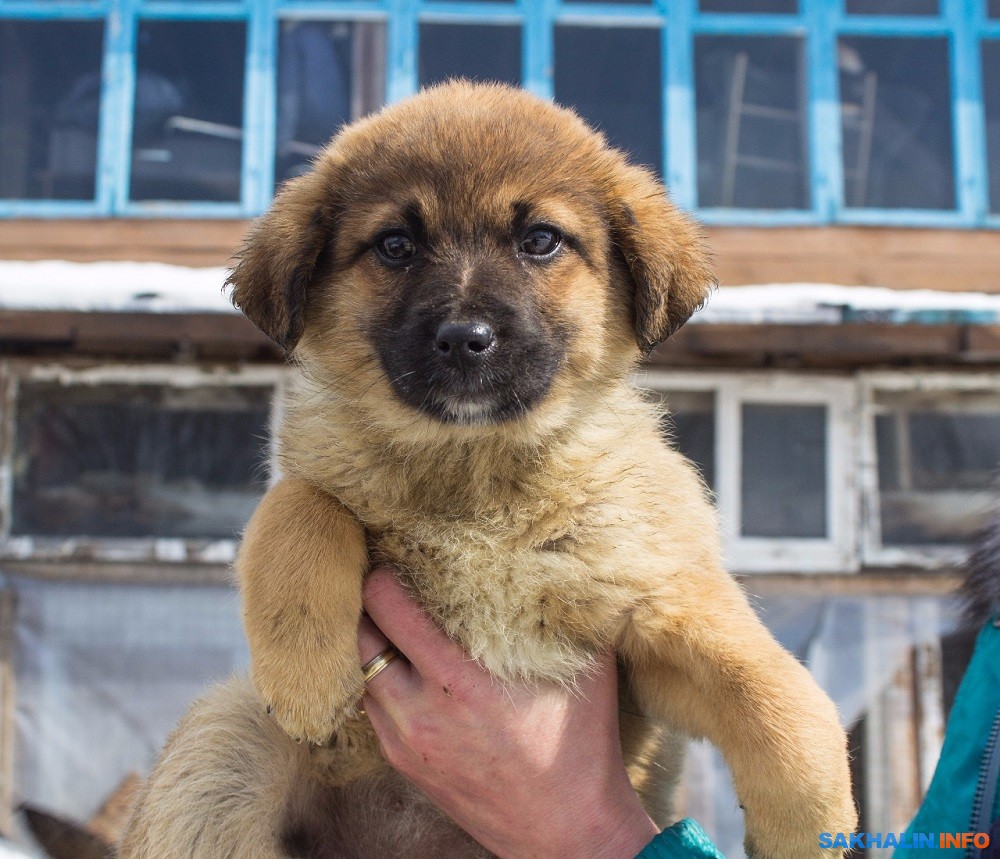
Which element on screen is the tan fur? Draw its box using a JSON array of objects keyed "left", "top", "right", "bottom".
[{"left": 120, "top": 82, "right": 856, "bottom": 858}]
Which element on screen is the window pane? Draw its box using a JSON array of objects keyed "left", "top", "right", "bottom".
[
  {"left": 0, "top": 20, "right": 104, "bottom": 201},
  {"left": 419, "top": 25, "right": 521, "bottom": 88},
  {"left": 875, "top": 395, "right": 1000, "bottom": 546},
  {"left": 555, "top": 27, "right": 662, "bottom": 173},
  {"left": 991, "top": 0, "right": 1000, "bottom": 18},
  {"left": 275, "top": 21, "right": 386, "bottom": 187},
  {"left": 983, "top": 42, "right": 1000, "bottom": 214},
  {"left": 700, "top": 0, "right": 797, "bottom": 11},
  {"left": 695, "top": 36, "right": 808, "bottom": 209},
  {"left": 839, "top": 37, "right": 954, "bottom": 209},
  {"left": 130, "top": 21, "right": 246, "bottom": 203},
  {"left": 741, "top": 404, "right": 827, "bottom": 538},
  {"left": 846, "top": 0, "right": 938, "bottom": 14},
  {"left": 12, "top": 383, "right": 271, "bottom": 539},
  {"left": 657, "top": 391, "right": 716, "bottom": 491},
  {"left": 571, "top": 0, "right": 652, "bottom": 5}
]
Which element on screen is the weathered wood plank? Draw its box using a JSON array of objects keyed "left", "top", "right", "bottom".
[{"left": 2, "top": 222, "right": 999, "bottom": 295}]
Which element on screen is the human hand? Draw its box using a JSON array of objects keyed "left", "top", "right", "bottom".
[{"left": 357, "top": 566, "right": 658, "bottom": 859}]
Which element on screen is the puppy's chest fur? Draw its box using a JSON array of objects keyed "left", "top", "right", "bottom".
[{"left": 281, "top": 388, "right": 715, "bottom": 684}]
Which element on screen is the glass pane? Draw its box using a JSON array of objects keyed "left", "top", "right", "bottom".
[
  {"left": 875, "top": 395, "right": 1000, "bottom": 546},
  {"left": 695, "top": 36, "right": 808, "bottom": 209},
  {"left": 700, "top": 0, "right": 797, "bottom": 11},
  {"left": 839, "top": 37, "right": 954, "bottom": 209},
  {"left": 555, "top": 27, "right": 662, "bottom": 173},
  {"left": 12, "top": 383, "right": 271, "bottom": 539},
  {"left": 275, "top": 21, "right": 386, "bottom": 187},
  {"left": 741, "top": 404, "right": 827, "bottom": 538},
  {"left": 0, "top": 20, "right": 104, "bottom": 201},
  {"left": 657, "top": 391, "right": 716, "bottom": 491},
  {"left": 418, "top": 25, "right": 521, "bottom": 88},
  {"left": 570, "top": 0, "right": 652, "bottom": 5},
  {"left": 992, "top": 0, "right": 1000, "bottom": 18},
  {"left": 983, "top": 41, "right": 1000, "bottom": 214},
  {"left": 130, "top": 21, "right": 246, "bottom": 203},
  {"left": 846, "top": 0, "right": 938, "bottom": 14}
]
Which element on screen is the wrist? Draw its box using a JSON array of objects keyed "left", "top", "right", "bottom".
[{"left": 567, "top": 779, "right": 659, "bottom": 859}]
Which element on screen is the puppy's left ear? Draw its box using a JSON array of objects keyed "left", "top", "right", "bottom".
[
  {"left": 608, "top": 163, "right": 717, "bottom": 354},
  {"left": 227, "top": 167, "right": 337, "bottom": 352}
]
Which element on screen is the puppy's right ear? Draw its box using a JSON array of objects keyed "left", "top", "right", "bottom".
[{"left": 227, "top": 169, "right": 337, "bottom": 352}]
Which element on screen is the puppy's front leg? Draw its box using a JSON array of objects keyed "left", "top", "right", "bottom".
[
  {"left": 238, "top": 477, "right": 368, "bottom": 747},
  {"left": 621, "top": 571, "right": 856, "bottom": 859}
]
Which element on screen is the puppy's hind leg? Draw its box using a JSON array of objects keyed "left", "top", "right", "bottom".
[{"left": 119, "top": 676, "right": 329, "bottom": 859}]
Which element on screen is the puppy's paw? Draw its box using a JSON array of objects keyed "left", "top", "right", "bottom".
[
  {"left": 742, "top": 785, "right": 856, "bottom": 859},
  {"left": 253, "top": 652, "right": 364, "bottom": 745}
]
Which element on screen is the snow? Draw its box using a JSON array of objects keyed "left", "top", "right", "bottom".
[
  {"left": 0, "top": 261, "right": 233, "bottom": 314},
  {"left": 694, "top": 282, "right": 1000, "bottom": 325},
  {"left": 1, "top": 260, "right": 999, "bottom": 324}
]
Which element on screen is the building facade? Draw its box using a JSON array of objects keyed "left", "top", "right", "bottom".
[{"left": 1, "top": 0, "right": 1000, "bottom": 855}]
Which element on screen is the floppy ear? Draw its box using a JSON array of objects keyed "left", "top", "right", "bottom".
[
  {"left": 608, "top": 163, "right": 717, "bottom": 354},
  {"left": 227, "top": 169, "right": 337, "bottom": 352}
]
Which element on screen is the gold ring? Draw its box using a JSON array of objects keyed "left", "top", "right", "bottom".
[{"left": 361, "top": 646, "right": 398, "bottom": 684}]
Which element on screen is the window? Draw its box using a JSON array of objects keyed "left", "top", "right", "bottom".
[
  {"left": 1, "top": 0, "right": 998, "bottom": 226},
  {"left": 983, "top": 41, "right": 1000, "bottom": 215},
  {"left": 646, "top": 373, "right": 856, "bottom": 573},
  {"left": 275, "top": 21, "right": 386, "bottom": 187},
  {"left": 838, "top": 37, "right": 954, "bottom": 210},
  {"left": 554, "top": 26, "right": 663, "bottom": 173},
  {"left": 846, "top": 0, "right": 938, "bottom": 15},
  {"left": 130, "top": 21, "right": 246, "bottom": 203},
  {"left": 695, "top": 35, "right": 808, "bottom": 209},
  {"left": 419, "top": 24, "right": 521, "bottom": 88},
  {"left": 0, "top": 20, "right": 105, "bottom": 201},
  {"left": 0, "top": 366, "right": 282, "bottom": 562},
  {"left": 657, "top": 389, "right": 716, "bottom": 491},
  {"left": 700, "top": 0, "right": 797, "bottom": 12},
  {"left": 860, "top": 374, "right": 1000, "bottom": 565},
  {"left": 741, "top": 404, "right": 827, "bottom": 538}
]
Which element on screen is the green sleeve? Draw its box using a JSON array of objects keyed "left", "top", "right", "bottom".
[{"left": 635, "top": 818, "right": 726, "bottom": 859}]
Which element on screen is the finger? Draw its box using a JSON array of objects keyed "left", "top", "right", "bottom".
[
  {"left": 358, "top": 613, "right": 417, "bottom": 697},
  {"left": 360, "top": 691, "right": 411, "bottom": 773},
  {"left": 363, "top": 567, "right": 470, "bottom": 680}
]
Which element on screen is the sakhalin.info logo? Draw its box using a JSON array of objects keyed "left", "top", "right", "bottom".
[{"left": 819, "top": 832, "right": 991, "bottom": 850}]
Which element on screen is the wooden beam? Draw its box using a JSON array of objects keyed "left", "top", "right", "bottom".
[
  {"left": 0, "top": 310, "right": 281, "bottom": 361},
  {"left": 2, "top": 222, "right": 1000, "bottom": 295},
  {"left": 652, "top": 322, "right": 1000, "bottom": 369},
  {"left": 705, "top": 226, "right": 1000, "bottom": 295}
]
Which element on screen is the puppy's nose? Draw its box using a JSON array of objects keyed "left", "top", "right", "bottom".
[{"left": 434, "top": 320, "right": 496, "bottom": 364}]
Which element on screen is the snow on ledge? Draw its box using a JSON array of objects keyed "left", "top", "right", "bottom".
[
  {"left": 1, "top": 261, "right": 999, "bottom": 325},
  {"left": 695, "top": 283, "right": 1000, "bottom": 325},
  {"left": 0, "top": 260, "right": 233, "bottom": 314}
]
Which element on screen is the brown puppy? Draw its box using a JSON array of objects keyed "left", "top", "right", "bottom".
[{"left": 120, "top": 81, "right": 856, "bottom": 858}]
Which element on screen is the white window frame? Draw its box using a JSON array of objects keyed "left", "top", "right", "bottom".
[
  {"left": 0, "top": 361, "right": 287, "bottom": 565},
  {"left": 638, "top": 370, "right": 859, "bottom": 574},
  {"left": 858, "top": 370, "right": 1000, "bottom": 569}
]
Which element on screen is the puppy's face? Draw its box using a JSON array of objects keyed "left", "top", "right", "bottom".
[{"left": 230, "top": 82, "right": 715, "bottom": 433}]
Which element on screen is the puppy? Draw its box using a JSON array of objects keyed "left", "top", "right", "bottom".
[{"left": 120, "top": 81, "right": 856, "bottom": 858}]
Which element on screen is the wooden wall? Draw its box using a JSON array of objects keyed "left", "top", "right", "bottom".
[{"left": 2, "top": 220, "right": 999, "bottom": 294}]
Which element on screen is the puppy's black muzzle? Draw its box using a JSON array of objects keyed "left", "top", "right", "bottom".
[{"left": 372, "top": 272, "right": 564, "bottom": 425}]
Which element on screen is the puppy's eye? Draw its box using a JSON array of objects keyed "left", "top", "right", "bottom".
[
  {"left": 519, "top": 227, "right": 561, "bottom": 258},
  {"left": 375, "top": 232, "right": 416, "bottom": 265}
]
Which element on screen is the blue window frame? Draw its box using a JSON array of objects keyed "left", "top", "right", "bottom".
[{"left": 1, "top": 0, "right": 998, "bottom": 228}]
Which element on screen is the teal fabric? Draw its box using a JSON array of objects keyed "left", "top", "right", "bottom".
[
  {"left": 635, "top": 818, "right": 726, "bottom": 859},
  {"left": 896, "top": 617, "right": 1000, "bottom": 858}
]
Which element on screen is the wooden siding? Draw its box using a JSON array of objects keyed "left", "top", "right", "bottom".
[{"left": 2, "top": 221, "right": 999, "bottom": 294}]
